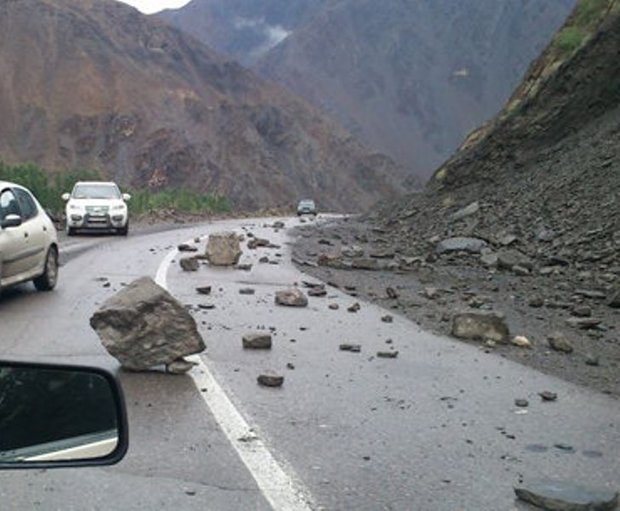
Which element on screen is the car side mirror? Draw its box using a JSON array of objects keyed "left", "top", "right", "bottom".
[
  {"left": 0, "top": 361, "right": 128, "bottom": 469},
  {"left": 1, "top": 214, "right": 22, "bottom": 229},
  {"left": 122, "top": 193, "right": 131, "bottom": 202},
  {"left": 61, "top": 193, "right": 71, "bottom": 201}
]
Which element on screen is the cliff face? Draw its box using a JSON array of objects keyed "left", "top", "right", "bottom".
[
  {"left": 162, "top": 0, "right": 575, "bottom": 180},
  {"left": 0, "top": 0, "right": 407, "bottom": 211}
]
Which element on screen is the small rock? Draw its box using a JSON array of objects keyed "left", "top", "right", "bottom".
[
  {"left": 515, "top": 480, "right": 618, "bottom": 511},
  {"left": 178, "top": 244, "right": 198, "bottom": 252},
  {"left": 235, "top": 263, "right": 253, "bottom": 271},
  {"left": 257, "top": 374, "right": 284, "bottom": 387},
  {"left": 347, "top": 302, "right": 361, "bottom": 313},
  {"left": 386, "top": 287, "right": 399, "bottom": 299},
  {"left": 377, "top": 351, "right": 398, "bottom": 359},
  {"left": 547, "top": 331, "right": 573, "bottom": 353},
  {"left": 197, "top": 304, "right": 215, "bottom": 310},
  {"left": 449, "top": 201, "right": 480, "bottom": 222},
  {"left": 286, "top": 363, "right": 295, "bottom": 370},
  {"left": 166, "top": 358, "right": 198, "bottom": 374},
  {"left": 515, "top": 399, "right": 529, "bottom": 408},
  {"left": 608, "top": 287, "right": 620, "bottom": 308},
  {"left": 585, "top": 354, "right": 600, "bottom": 366},
  {"left": 529, "top": 296, "right": 544, "bottom": 308},
  {"left": 239, "top": 288, "right": 255, "bottom": 295},
  {"left": 180, "top": 258, "right": 199, "bottom": 271},
  {"left": 422, "top": 287, "right": 439, "bottom": 300},
  {"left": 513, "top": 265, "right": 531, "bottom": 276},
  {"left": 259, "top": 256, "right": 269, "bottom": 263},
  {"left": 574, "top": 289, "right": 607, "bottom": 300},
  {"left": 275, "top": 288, "right": 308, "bottom": 307},
  {"left": 497, "top": 249, "right": 533, "bottom": 271},
  {"left": 196, "top": 286, "right": 212, "bottom": 295},
  {"left": 328, "top": 303, "right": 340, "bottom": 310},
  {"left": 512, "top": 336, "right": 532, "bottom": 348},
  {"left": 565, "top": 317, "right": 602, "bottom": 330},
  {"left": 308, "top": 286, "right": 327, "bottom": 297},
  {"left": 539, "top": 391, "right": 558, "bottom": 402},
  {"left": 242, "top": 334, "right": 272, "bottom": 349},
  {"left": 571, "top": 305, "right": 592, "bottom": 317},
  {"left": 339, "top": 344, "right": 361, "bottom": 353},
  {"left": 435, "top": 237, "right": 488, "bottom": 255},
  {"left": 381, "top": 315, "right": 394, "bottom": 323},
  {"left": 480, "top": 252, "right": 499, "bottom": 268},
  {"left": 451, "top": 311, "right": 510, "bottom": 344}
]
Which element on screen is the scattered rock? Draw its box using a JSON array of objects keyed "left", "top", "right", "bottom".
[
  {"left": 205, "top": 232, "right": 242, "bottom": 266},
  {"left": 196, "top": 286, "right": 212, "bottom": 295},
  {"left": 480, "top": 252, "right": 499, "bottom": 268},
  {"left": 607, "top": 287, "right": 620, "bottom": 308},
  {"left": 89, "top": 277, "right": 206, "bottom": 371},
  {"left": 571, "top": 305, "right": 592, "bottom": 317},
  {"left": 529, "top": 296, "right": 544, "bottom": 308},
  {"left": 386, "top": 287, "right": 399, "bottom": 299},
  {"left": 340, "top": 343, "right": 361, "bottom": 353},
  {"left": 275, "top": 287, "right": 308, "bottom": 307},
  {"left": 451, "top": 311, "right": 510, "bottom": 344},
  {"left": 347, "top": 302, "right": 361, "bottom": 313},
  {"left": 352, "top": 258, "right": 379, "bottom": 270},
  {"left": 377, "top": 351, "right": 399, "bottom": 359},
  {"left": 259, "top": 256, "right": 269, "bottom": 263},
  {"left": 574, "top": 289, "right": 607, "bottom": 300},
  {"left": 515, "top": 399, "right": 529, "bottom": 407},
  {"left": 585, "top": 354, "right": 600, "bottom": 366},
  {"left": 242, "top": 333, "right": 272, "bottom": 349},
  {"left": 328, "top": 303, "right": 340, "bottom": 310},
  {"left": 197, "top": 303, "right": 215, "bottom": 310},
  {"left": 497, "top": 249, "right": 533, "bottom": 271},
  {"left": 381, "top": 315, "right": 394, "bottom": 323},
  {"left": 435, "top": 237, "right": 488, "bottom": 255},
  {"left": 286, "top": 363, "right": 295, "bottom": 370},
  {"left": 166, "top": 358, "right": 197, "bottom": 374},
  {"left": 308, "top": 285, "right": 327, "bottom": 297},
  {"left": 272, "top": 221, "right": 285, "bottom": 229},
  {"left": 512, "top": 336, "right": 532, "bottom": 348},
  {"left": 178, "top": 244, "right": 198, "bottom": 252},
  {"left": 421, "top": 287, "right": 439, "bottom": 300},
  {"left": 235, "top": 263, "right": 253, "bottom": 271},
  {"left": 539, "top": 391, "right": 558, "bottom": 402},
  {"left": 547, "top": 332, "right": 573, "bottom": 353},
  {"left": 449, "top": 201, "right": 480, "bottom": 222},
  {"left": 239, "top": 288, "right": 255, "bottom": 295},
  {"left": 180, "top": 257, "right": 199, "bottom": 271},
  {"left": 565, "top": 317, "right": 602, "bottom": 330},
  {"left": 514, "top": 480, "right": 618, "bottom": 511},
  {"left": 257, "top": 374, "right": 284, "bottom": 387}
]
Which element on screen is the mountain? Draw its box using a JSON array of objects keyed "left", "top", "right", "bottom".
[
  {"left": 161, "top": 0, "right": 575, "bottom": 180},
  {"left": 372, "top": 0, "right": 620, "bottom": 274},
  {"left": 0, "top": 0, "right": 407, "bottom": 211}
]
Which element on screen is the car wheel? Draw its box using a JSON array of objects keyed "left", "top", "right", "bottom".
[
  {"left": 118, "top": 222, "right": 129, "bottom": 236},
  {"left": 66, "top": 224, "right": 75, "bottom": 236},
  {"left": 33, "top": 246, "right": 59, "bottom": 291}
]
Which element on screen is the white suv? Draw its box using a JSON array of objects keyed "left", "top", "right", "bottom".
[
  {"left": 63, "top": 181, "right": 130, "bottom": 236},
  {"left": 0, "top": 181, "right": 59, "bottom": 292}
]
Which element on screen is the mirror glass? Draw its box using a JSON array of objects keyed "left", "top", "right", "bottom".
[{"left": 0, "top": 364, "right": 120, "bottom": 463}]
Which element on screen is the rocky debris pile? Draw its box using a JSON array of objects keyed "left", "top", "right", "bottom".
[{"left": 90, "top": 277, "right": 205, "bottom": 372}]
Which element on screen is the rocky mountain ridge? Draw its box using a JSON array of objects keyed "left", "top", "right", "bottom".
[
  {"left": 162, "top": 0, "right": 575, "bottom": 180},
  {"left": 0, "top": 0, "right": 407, "bottom": 211}
]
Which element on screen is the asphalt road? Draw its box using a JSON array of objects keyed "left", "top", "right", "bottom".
[{"left": 0, "top": 217, "right": 618, "bottom": 510}]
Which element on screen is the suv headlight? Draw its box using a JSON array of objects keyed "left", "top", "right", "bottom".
[
  {"left": 111, "top": 204, "right": 126, "bottom": 211},
  {"left": 68, "top": 203, "right": 81, "bottom": 211}
]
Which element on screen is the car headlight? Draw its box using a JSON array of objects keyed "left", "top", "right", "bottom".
[
  {"left": 68, "top": 204, "right": 81, "bottom": 211},
  {"left": 111, "top": 204, "right": 126, "bottom": 211}
]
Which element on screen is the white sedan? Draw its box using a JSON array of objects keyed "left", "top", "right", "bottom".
[
  {"left": 0, "top": 181, "right": 59, "bottom": 292},
  {"left": 63, "top": 181, "right": 130, "bottom": 236}
]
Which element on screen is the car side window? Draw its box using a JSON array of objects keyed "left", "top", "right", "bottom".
[
  {"left": 13, "top": 188, "right": 38, "bottom": 221},
  {"left": 0, "top": 189, "right": 20, "bottom": 222}
]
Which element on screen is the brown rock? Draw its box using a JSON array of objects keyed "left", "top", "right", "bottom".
[
  {"left": 451, "top": 311, "right": 510, "bottom": 344},
  {"left": 180, "top": 257, "right": 200, "bottom": 271},
  {"left": 243, "top": 333, "right": 272, "bottom": 349},
  {"left": 275, "top": 287, "right": 308, "bottom": 307},
  {"left": 547, "top": 331, "right": 573, "bottom": 353},
  {"left": 257, "top": 374, "right": 284, "bottom": 387}
]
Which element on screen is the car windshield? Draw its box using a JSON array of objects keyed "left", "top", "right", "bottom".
[
  {"left": 299, "top": 200, "right": 315, "bottom": 207},
  {"left": 72, "top": 184, "right": 120, "bottom": 200}
]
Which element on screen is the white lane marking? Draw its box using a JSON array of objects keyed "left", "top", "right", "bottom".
[{"left": 156, "top": 246, "right": 314, "bottom": 511}]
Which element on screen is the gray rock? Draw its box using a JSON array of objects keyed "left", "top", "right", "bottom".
[
  {"left": 515, "top": 399, "right": 529, "bottom": 407},
  {"left": 196, "top": 286, "right": 212, "bottom": 295},
  {"left": 450, "top": 201, "right": 480, "bottom": 222},
  {"left": 275, "top": 287, "right": 308, "bottom": 307},
  {"left": 339, "top": 343, "right": 361, "bottom": 353},
  {"left": 352, "top": 258, "right": 379, "bottom": 270},
  {"left": 90, "top": 277, "right": 206, "bottom": 371},
  {"left": 348, "top": 302, "right": 361, "bottom": 313},
  {"left": 235, "top": 263, "right": 253, "bottom": 271},
  {"left": 178, "top": 243, "right": 198, "bottom": 252},
  {"left": 497, "top": 249, "right": 533, "bottom": 271},
  {"left": 328, "top": 303, "right": 340, "bottom": 310},
  {"left": 248, "top": 237, "right": 271, "bottom": 249},
  {"left": 166, "top": 358, "right": 197, "bottom": 374},
  {"left": 377, "top": 351, "right": 399, "bottom": 359},
  {"left": 480, "top": 252, "right": 499, "bottom": 268},
  {"left": 536, "top": 228, "right": 557, "bottom": 242},
  {"left": 539, "top": 391, "right": 558, "bottom": 402},
  {"left": 257, "top": 374, "right": 284, "bottom": 387},
  {"left": 435, "top": 237, "right": 488, "bottom": 255},
  {"left": 308, "top": 285, "right": 327, "bottom": 297},
  {"left": 571, "top": 305, "right": 592, "bottom": 317},
  {"left": 342, "top": 245, "right": 365, "bottom": 258},
  {"left": 206, "top": 232, "right": 242, "bottom": 266},
  {"left": 451, "top": 311, "right": 510, "bottom": 344},
  {"left": 547, "top": 331, "right": 574, "bottom": 353},
  {"left": 574, "top": 289, "right": 607, "bottom": 299},
  {"left": 180, "top": 257, "right": 200, "bottom": 271},
  {"left": 515, "top": 480, "right": 618, "bottom": 510},
  {"left": 529, "top": 296, "right": 544, "bottom": 308},
  {"left": 239, "top": 288, "right": 255, "bottom": 295},
  {"left": 381, "top": 315, "right": 394, "bottom": 323},
  {"left": 607, "top": 287, "right": 620, "bottom": 308},
  {"left": 243, "top": 333, "right": 272, "bottom": 349},
  {"left": 566, "top": 317, "right": 602, "bottom": 330},
  {"left": 499, "top": 234, "right": 519, "bottom": 246}
]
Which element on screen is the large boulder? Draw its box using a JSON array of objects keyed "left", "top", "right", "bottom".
[
  {"left": 90, "top": 277, "right": 206, "bottom": 371},
  {"left": 451, "top": 311, "right": 510, "bottom": 343},
  {"left": 275, "top": 287, "right": 308, "bottom": 307},
  {"left": 205, "top": 232, "right": 242, "bottom": 266}
]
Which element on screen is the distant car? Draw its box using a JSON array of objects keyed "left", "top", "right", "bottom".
[
  {"left": 0, "top": 181, "right": 59, "bottom": 292},
  {"left": 297, "top": 199, "right": 317, "bottom": 216},
  {"left": 63, "top": 181, "right": 130, "bottom": 236}
]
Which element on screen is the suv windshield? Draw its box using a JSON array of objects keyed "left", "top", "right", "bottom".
[{"left": 72, "top": 184, "right": 120, "bottom": 200}]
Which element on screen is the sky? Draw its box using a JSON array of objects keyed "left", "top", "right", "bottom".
[{"left": 117, "top": 0, "right": 192, "bottom": 15}]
